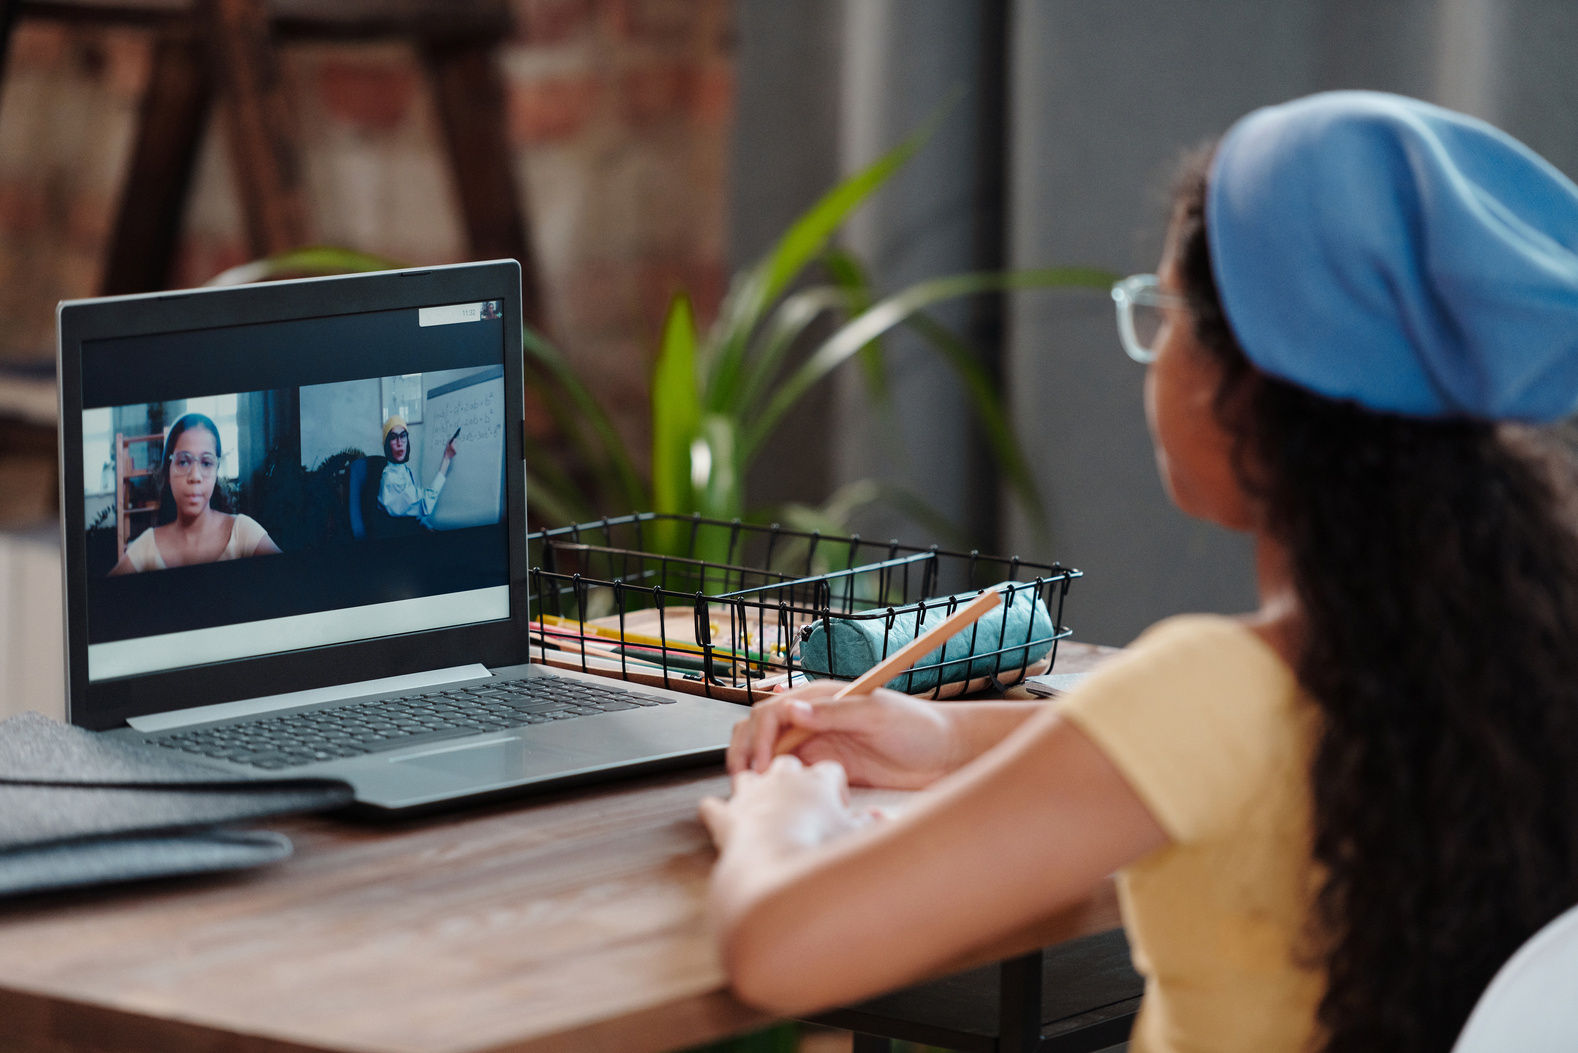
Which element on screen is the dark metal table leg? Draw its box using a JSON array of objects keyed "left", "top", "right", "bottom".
[{"left": 998, "top": 950, "right": 1043, "bottom": 1052}]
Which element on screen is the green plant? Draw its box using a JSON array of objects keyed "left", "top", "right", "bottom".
[
  {"left": 637, "top": 121, "right": 1114, "bottom": 557},
  {"left": 680, "top": 1023, "right": 799, "bottom": 1053},
  {"left": 526, "top": 119, "right": 1114, "bottom": 561},
  {"left": 207, "top": 247, "right": 406, "bottom": 286}
]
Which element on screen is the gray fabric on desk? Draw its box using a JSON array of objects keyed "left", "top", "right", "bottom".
[
  {"left": 797, "top": 583, "right": 1056, "bottom": 694},
  {"left": 0, "top": 712, "right": 353, "bottom": 895},
  {"left": 0, "top": 830, "right": 292, "bottom": 897},
  {"left": 0, "top": 781, "right": 350, "bottom": 851},
  {"left": 0, "top": 711, "right": 326, "bottom": 787}
]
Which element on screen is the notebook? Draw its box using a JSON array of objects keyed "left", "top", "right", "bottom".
[{"left": 57, "top": 261, "right": 745, "bottom": 814}]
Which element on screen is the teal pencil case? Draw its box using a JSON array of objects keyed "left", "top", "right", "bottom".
[{"left": 795, "top": 583, "right": 1056, "bottom": 695}]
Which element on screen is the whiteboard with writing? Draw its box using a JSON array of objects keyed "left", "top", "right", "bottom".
[{"left": 421, "top": 366, "right": 505, "bottom": 530}]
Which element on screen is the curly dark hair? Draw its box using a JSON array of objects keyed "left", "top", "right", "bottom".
[{"left": 1171, "top": 150, "right": 1578, "bottom": 1053}]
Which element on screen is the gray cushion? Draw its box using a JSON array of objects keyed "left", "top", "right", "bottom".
[
  {"left": 0, "top": 712, "right": 352, "bottom": 895},
  {"left": 798, "top": 584, "right": 1056, "bottom": 693},
  {"left": 0, "top": 782, "right": 348, "bottom": 852}
]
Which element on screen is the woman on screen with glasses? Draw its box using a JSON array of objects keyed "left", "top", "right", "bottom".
[
  {"left": 701, "top": 92, "right": 1578, "bottom": 1053},
  {"left": 109, "top": 413, "right": 281, "bottom": 574},
  {"left": 377, "top": 414, "right": 457, "bottom": 524}
]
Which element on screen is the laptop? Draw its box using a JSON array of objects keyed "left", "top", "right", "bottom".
[{"left": 57, "top": 260, "right": 747, "bottom": 814}]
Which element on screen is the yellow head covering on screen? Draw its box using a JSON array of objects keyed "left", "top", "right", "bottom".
[{"left": 381, "top": 415, "right": 407, "bottom": 443}]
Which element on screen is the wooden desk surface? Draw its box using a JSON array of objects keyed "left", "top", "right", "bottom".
[{"left": 0, "top": 643, "right": 1120, "bottom": 1053}]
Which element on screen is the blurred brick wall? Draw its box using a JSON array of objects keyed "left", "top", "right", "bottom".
[{"left": 0, "top": 0, "right": 734, "bottom": 461}]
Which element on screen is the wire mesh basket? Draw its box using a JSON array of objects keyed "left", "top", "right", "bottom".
[{"left": 526, "top": 513, "right": 1081, "bottom": 705}]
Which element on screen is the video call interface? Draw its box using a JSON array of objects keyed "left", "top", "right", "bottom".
[{"left": 79, "top": 300, "right": 511, "bottom": 683}]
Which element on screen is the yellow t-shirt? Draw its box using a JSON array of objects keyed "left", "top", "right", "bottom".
[{"left": 1058, "top": 614, "right": 1327, "bottom": 1053}]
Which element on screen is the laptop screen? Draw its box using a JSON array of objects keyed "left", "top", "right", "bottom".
[{"left": 76, "top": 298, "right": 511, "bottom": 684}]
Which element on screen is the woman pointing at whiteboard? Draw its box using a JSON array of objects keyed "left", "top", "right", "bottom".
[{"left": 378, "top": 415, "right": 457, "bottom": 523}]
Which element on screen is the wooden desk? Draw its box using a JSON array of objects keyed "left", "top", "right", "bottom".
[{"left": 0, "top": 644, "right": 1120, "bottom": 1053}]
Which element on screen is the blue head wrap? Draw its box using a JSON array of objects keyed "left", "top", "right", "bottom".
[{"left": 1207, "top": 91, "right": 1578, "bottom": 422}]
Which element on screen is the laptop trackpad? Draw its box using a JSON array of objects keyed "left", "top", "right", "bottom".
[{"left": 391, "top": 738, "right": 594, "bottom": 782}]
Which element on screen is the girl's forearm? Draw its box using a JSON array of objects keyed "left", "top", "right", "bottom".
[
  {"left": 944, "top": 701, "right": 1047, "bottom": 769},
  {"left": 709, "top": 709, "right": 1167, "bottom": 1016}
]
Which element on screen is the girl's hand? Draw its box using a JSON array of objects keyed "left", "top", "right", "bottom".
[
  {"left": 699, "top": 755, "right": 873, "bottom": 855},
  {"left": 726, "top": 682, "right": 958, "bottom": 789}
]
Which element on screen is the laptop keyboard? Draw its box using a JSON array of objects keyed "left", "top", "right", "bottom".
[{"left": 150, "top": 677, "right": 678, "bottom": 771}]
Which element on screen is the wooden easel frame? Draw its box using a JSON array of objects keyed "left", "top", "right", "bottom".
[{"left": 1, "top": 0, "right": 543, "bottom": 329}]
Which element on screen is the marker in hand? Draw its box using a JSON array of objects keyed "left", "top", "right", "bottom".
[{"left": 772, "top": 589, "right": 1002, "bottom": 757}]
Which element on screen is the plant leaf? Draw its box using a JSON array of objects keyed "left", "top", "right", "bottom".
[
  {"left": 521, "top": 431, "right": 593, "bottom": 527},
  {"left": 903, "top": 310, "right": 1049, "bottom": 540},
  {"left": 771, "top": 479, "right": 973, "bottom": 552},
  {"left": 682, "top": 1022, "right": 799, "bottom": 1053},
  {"left": 821, "top": 247, "right": 888, "bottom": 404},
  {"left": 703, "top": 110, "right": 948, "bottom": 415},
  {"left": 651, "top": 294, "right": 702, "bottom": 521},
  {"left": 697, "top": 413, "right": 743, "bottom": 521},
  {"left": 204, "top": 246, "right": 405, "bottom": 286},
  {"left": 742, "top": 267, "right": 1117, "bottom": 461},
  {"left": 688, "top": 413, "right": 745, "bottom": 582},
  {"left": 522, "top": 328, "right": 647, "bottom": 512},
  {"left": 732, "top": 285, "right": 853, "bottom": 419}
]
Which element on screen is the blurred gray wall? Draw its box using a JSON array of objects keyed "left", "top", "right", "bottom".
[
  {"left": 834, "top": 0, "right": 1008, "bottom": 549},
  {"left": 730, "top": 0, "right": 844, "bottom": 511},
  {"left": 732, "top": 0, "right": 1008, "bottom": 541},
  {"left": 733, "top": 0, "right": 1578, "bottom": 647}
]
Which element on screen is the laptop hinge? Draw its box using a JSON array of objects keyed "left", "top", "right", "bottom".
[{"left": 124, "top": 664, "right": 493, "bottom": 733}]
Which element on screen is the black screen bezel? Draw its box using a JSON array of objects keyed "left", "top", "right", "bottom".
[{"left": 57, "top": 261, "right": 530, "bottom": 731}]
